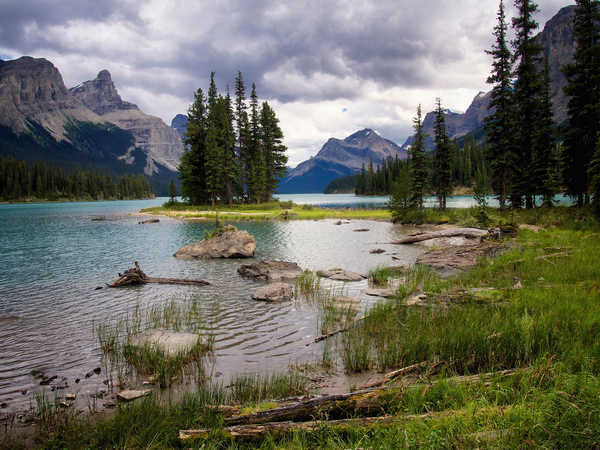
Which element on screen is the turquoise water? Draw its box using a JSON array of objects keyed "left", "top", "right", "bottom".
[{"left": 0, "top": 196, "right": 422, "bottom": 412}]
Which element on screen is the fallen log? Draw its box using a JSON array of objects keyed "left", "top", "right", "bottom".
[
  {"left": 224, "top": 388, "right": 388, "bottom": 426},
  {"left": 108, "top": 262, "right": 210, "bottom": 288},
  {"left": 138, "top": 218, "right": 160, "bottom": 224},
  {"left": 393, "top": 228, "right": 489, "bottom": 245},
  {"left": 180, "top": 413, "right": 433, "bottom": 441}
]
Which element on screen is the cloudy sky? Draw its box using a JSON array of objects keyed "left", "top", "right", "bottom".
[{"left": 0, "top": 0, "right": 568, "bottom": 166}]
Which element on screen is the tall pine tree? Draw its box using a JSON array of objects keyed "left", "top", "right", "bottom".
[
  {"left": 511, "top": 0, "right": 543, "bottom": 208},
  {"left": 410, "top": 104, "right": 427, "bottom": 209},
  {"left": 433, "top": 98, "right": 452, "bottom": 209},
  {"left": 485, "top": 0, "right": 514, "bottom": 209},
  {"left": 247, "top": 83, "right": 266, "bottom": 203},
  {"left": 259, "top": 101, "right": 288, "bottom": 201},
  {"left": 532, "top": 59, "right": 557, "bottom": 206},
  {"left": 562, "top": 0, "right": 600, "bottom": 206},
  {"left": 179, "top": 88, "right": 208, "bottom": 204}
]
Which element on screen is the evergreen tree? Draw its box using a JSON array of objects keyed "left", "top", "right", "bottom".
[
  {"left": 562, "top": 0, "right": 600, "bottom": 206},
  {"left": 247, "top": 83, "right": 266, "bottom": 202},
  {"left": 485, "top": 0, "right": 514, "bottom": 209},
  {"left": 168, "top": 179, "right": 177, "bottom": 204},
  {"left": 511, "top": 0, "right": 543, "bottom": 208},
  {"left": 389, "top": 165, "right": 411, "bottom": 222},
  {"left": 259, "top": 101, "right": 288, "bottom": 201},
  {"left": 589, "top": 135, "right": 600, "bottom": 215},
  {"left": 179, "top": 88, "right": 208, "bottom": 204},
  {"left": 433, "top": 98, "right": 453, "bottom": 209},
  {"left": 234, "top": 71, "right": 250, "bottom": 199},
  {"left": 204, "top": 123, "right": 222, "bottom": 207},
  {"left": 532, "top": 59, "right": 557, "bottom": 206},
  {"left": 410, "top": 104, "right": 427, "bottom": 209}
]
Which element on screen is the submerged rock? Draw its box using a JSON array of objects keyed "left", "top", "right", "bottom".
[
  {"left": 238, "top": 260, "right": 303, "bottom": 282},
  {"left": 117, "top": 389, "right": 151, "bottom": 402},
  {"left": 252, "top": 282, "right": 293, "bottom": 302},
  {"left": 174, "top": 226, "right": 256, "bottom": 259},
  {"left": 129, "top": 330, "right": 205, "bottom": 356},
  {"left": 363, "top": 288, "right": 396, "bottom": 298},
  {"left": 319, "top": 268, "right": 366, "bottom": 282}
]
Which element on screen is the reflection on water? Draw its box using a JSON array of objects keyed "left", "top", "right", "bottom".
[{"left": 0, "top": 197, "right": 423, "bottom": 412}]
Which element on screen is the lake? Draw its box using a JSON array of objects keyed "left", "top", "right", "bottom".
[{"left": 0, "top": 195, "right": 424, "bottom": 412}]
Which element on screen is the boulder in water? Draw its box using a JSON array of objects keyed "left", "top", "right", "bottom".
[
  {"left": 174, "top": 225, "right": 256, "bottom": 259},
  {"left": 252, "top": 282, "right": 293, "bottom": 302},
  {"left": 238, "top": 260, "right": 303, "bottom": 281}
]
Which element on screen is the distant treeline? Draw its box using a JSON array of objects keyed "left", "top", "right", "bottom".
[
  {"left": 0, "top": 155, "right": 154, "bottom": 201},
  {"left": 324, "top": 137, "right": 489, "bottom": 196}
]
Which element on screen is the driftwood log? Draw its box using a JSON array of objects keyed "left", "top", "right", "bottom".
[
  {"left": 393, "top": 228, "right": 489, "bottom": 244},
  {"left": 180, "top": 413, "right": 435, "bottom": 441},
  {"left": 179, "top": 369, "right": 519, "bottom": 441},
  {"left": 138, "top": 218, "right": 160, "bottom": 224},
  {"left": 108, "top": 262, "right": 210, "bottom": 288}
]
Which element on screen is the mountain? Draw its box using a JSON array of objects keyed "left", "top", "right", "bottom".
[
  {"left": 0, "top": 56, "right": 182, "bottom": 194},
  {"left": 278, "top": 128, "right": 407, "bottom": 194},
  {"left": 70, "top": 70, "right": 184, "bottom": 175},
  {"left": 401, "top": 5, "right": 576, "bottom": 151},
  {"left": 171, "top": 114, "right": 188, "bottom": 139}
]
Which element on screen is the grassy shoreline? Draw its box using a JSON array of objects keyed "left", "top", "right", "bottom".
[
  {"left": 4, "top": 206, "right": 600, "bottom": 448},
  {"left": 140, "top": 200, "right": 392, "bottom": 221}
]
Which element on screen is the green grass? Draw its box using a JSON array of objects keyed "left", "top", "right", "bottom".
[
  {"left": 140, "top": 202, "right": 392, "bottom": 221},
  {"left": 94, "top": 299, "right": 214, "bottom": 388}
]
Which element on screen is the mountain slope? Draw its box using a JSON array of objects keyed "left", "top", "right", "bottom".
[
  {"left": 70, "top": 70, "right": 184, "bottom": 175},
  {"left": 279, "top": 128, "right": 407, "bottom": 194},
  {"left": 0, "top": 56, "right": 180, "bottom": 194}
]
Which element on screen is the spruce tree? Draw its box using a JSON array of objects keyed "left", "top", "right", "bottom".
[
  {"left": 511, "top": 0, "right": 543, "bottom": 208},
  {"left": 410, "top": 104, "right": 427, "bottom": 209},
  {"left": 215, "top": 96, "right": 238, "bottom": 207},
  {"left": 247, "top": 83, "right": 265, "bottom": 202},
  {"left": 433, "top": 98, "right": 452, "bottom": 209},
  {"left": 562, "top": 0, "right": 600, "bottom": 206},
  {"left": 485, "top": 0, "right": 514, "bottom": 209},
  {"left": 532, "top": 60, "right": 557, "bottom": 206},
  {"left": 204, "top": 122, "right": 222, "bottom": 207},
  {"left": 589, "top": 135, "right": 600, "bottom": 215},
  {"left": 234, "top": 71, "right": 250, "bottom": 199},
  {"left": 259, "top": 101, "right": 288, "bottom": 201},
  {"left": 179, "top": 88, "right": 208, "bottom": 204},
  {"left": 168, "top": 179, "right": 177, "bottom": 204}
]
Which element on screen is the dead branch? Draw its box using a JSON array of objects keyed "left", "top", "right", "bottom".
[{"left": 108, "top": 262, "right": 209, "bottom": 288}]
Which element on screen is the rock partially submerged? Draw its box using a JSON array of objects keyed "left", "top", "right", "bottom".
[
  {"left": 174, "top": 225, "right": 256, "bottom": 259},
  {"left": 117, "top": 389, "right": 151, "bottom": 402},
  {"left": 252, "top": 283, "right": 293, "bottom": 302},
  {"left": 319, "top": 269, "right": 366, "bottom": 282},
  {"left": 363, "top": 288, "right": 396, "bottom": 298},
  {"left": 238, "top": 260, "right": 303, "bottom": 282},
  {"left": 129, "top": 330, "right": 206, "bottom": 356}
]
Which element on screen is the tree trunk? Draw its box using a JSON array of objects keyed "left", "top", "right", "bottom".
[{"left": 108, "top": 263, "right": 210, "bottom": 288}]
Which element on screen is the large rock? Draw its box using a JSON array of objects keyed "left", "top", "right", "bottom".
[
  {"left": 319, "top": 268, "right": 366, "bottom": 282},
  {"left": 238, "top": 260, "right": 303, "bottom": 281},
  {"left": 252, "top": 282, "right": 293, "bottom": 302},
  {"left": 174, "top": 227, "right": 256, "bottom": 259},
  {"left": 128, "top": 330, "right": 204, "bottom": 355}
]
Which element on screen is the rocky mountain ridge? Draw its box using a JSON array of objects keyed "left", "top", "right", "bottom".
[
  {"left": 70, "top": 70, "right": 184, "bottom": 174},
  {"left": 278, "top": 128, "right": 407, "bottom": 193}
]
